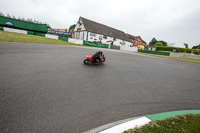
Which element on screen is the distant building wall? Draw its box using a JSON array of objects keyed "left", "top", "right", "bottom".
[{"left": 130, "top": 37, "right": 146, "bottom": 47}]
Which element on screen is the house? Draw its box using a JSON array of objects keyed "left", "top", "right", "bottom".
[
  {"left": 148, "top": 46, "right": 156, "bottom": 51},
  {"left": 74, "top": 17, "right": 132, "bottom": 47},
  {"left": 126, "top": 34, "right": 146, "bottom": 47}
]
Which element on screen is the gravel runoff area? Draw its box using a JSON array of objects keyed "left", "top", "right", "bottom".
[{"left": 0, "top": 42, "right": 200, "bottom": 133}]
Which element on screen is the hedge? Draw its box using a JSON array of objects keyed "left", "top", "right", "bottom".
[
  {"left": 138, "top": 49, "right": 170, "bottom": 56},
  {"left": 156, "top": 46, "right": 200, "bottom": 53}
]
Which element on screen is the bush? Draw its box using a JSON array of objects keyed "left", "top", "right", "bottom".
[
  {"left": 156, "top": 46, "right": 200, "bottom": 53},
  {"left": 156, "top": 46, "right": 176, "bottom": 51}
]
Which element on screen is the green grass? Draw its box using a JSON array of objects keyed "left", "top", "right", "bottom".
[
  {"left": 137, "top": 52, "right": 200, "bottom": 64},
  {"left": 0, "top": 30, "right": 89, "bottom": 47},
  {"left": 123, "top": 114, "right": 200, "bottom": 133}
]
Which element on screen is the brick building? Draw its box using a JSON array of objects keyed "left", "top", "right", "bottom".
[{"left": 126, "top": 34, "right": 146, "bottom": 47}]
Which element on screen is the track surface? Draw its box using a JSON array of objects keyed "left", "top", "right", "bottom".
[{"left": 0, "top": 42, "right": 200, "bottom": 133}]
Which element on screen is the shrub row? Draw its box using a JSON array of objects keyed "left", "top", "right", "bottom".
[{"left": 156, "top": 46, "right": 200, "bottom": 53}]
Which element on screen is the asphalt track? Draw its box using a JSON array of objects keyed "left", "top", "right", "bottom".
[{"left": 0, "top": 42, "right": 200, "bottom": 133}]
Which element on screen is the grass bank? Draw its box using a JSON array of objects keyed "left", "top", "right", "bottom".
[
  {"left": 124, "top": 114, "right": 200, "bottom": 133},
  {"left": 0, "top": 30, "right": 86, "bottom": 46},
  {"left": 137, "top": 52, "right": 200, "bottom": 64}
]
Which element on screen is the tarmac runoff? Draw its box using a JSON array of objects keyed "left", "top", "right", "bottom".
[{"left": 84, "top": 110, "right": 200, "bottom": 133}]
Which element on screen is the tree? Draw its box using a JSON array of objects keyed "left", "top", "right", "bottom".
[
  {"left": 192, "top": 44, "right": 200, "bottom": 49},
  {"left": 159, "top": 41, "right": 168, "bottom": 46},
  {"left": 155, "top": 42, "right": 163, "bottom": 46},
  {"left": 6, "top": 14, "right": 11, "bottom": 18},
  {"left": 184, "top": 43, "right": 188, "bottom": 49},
  {"left": 0, "top": 12, "right": 4, "bottom": 16},
  {"left": 149, "top": 38, "right": 157, "bottom": 46},
  {"left": 149, "top": 38, "right": 168, "bottom": 46},
  {"left": 69, "top": 24, "right": 76, "bottom": 32}
]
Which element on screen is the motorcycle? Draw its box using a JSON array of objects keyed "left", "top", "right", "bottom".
[{"left": 83, "top": 55, "right": 106, "bottom": 64}]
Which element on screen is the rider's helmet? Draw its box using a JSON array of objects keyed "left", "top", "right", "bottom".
[{"left": 97, "top": 51, "right": 103, "bottom": 56}]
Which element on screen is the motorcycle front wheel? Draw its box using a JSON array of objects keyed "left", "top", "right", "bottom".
[{"left": 84, "top": 59, "right": 90, "bottom": 64}]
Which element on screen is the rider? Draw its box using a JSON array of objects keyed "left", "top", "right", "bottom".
[{"left": 92, "top": 51, "right": 103, "bottom": 63}]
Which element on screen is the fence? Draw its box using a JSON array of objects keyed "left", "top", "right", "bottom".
[
  {"left": 1, "top": 27, "right": 69, "bottom": 42},
  {"left": 138, "top": 49, "right": 170, "bottom": 56},
  {"left": 45, "top": 34, "right": 59, "bottom": 40},
  {"left": 3, "top": 27, "right": 27, "bottom": 34},
  {"left": 58, "top": 36, "right": 68, "bottom": 42},
  {"left": 0, "top": 16, "right": 47, "bottom": 33},
  {"left": 120, "top": 46, "right": 138, "bottom": 52},
  {"left": 47, "top": 30, "right": 71, "bottom": 37},
  {"left": 83, "top": 41, "right": 109, "bottom": 48},
  {"left": 110, "top": 45, "right": 120, "bottom": 50},
  {"left": 68, "top": 38, "right": 83, "bottom": 45}
]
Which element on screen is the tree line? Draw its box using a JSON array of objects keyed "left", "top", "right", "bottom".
[
  {"left": 0, "top": 12, "right": 51, "bottom": 28},
  {"left": 148, "top": 37, "right": 199, "bottom": 49}
]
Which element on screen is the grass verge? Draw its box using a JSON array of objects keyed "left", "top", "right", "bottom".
[
  {"left": 0, "top": 30, "right": 90, "bottom": 47},
  {"left": 137, "top": 52, "right": 200, "bottom": 64},
  {"left": 123, "top": 114, "right": 200, "bottom": 133}
]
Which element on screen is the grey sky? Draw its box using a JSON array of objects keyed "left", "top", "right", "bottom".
[{"left": 0, "top": 0, "right": 200, "bottom": 48}]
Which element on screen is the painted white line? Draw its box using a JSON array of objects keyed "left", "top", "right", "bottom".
[
  {"left": 84, "top": 117, "right": 141, "bottom": 133},
  {"left": 99, "top": 117, "right": 151, "bottom": 133}
]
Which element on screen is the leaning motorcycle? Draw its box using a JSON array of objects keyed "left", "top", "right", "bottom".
[{"left": 83, "top": 55, "right": 106, "bottom": 64}]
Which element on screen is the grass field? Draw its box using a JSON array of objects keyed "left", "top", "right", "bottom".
[
  {"left": 0, "top": 30, "right": 84, "bottom": 46},
  {"left": 124, "top": 114, "right": 200, "bottom": 133},
  {"left": 137, "top": 52, "right": 200, "bottom": 64}
]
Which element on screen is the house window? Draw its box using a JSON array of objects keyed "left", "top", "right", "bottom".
[
  {"left": 103, "top": 35, "right": 107, "bottom": 39},
  {"left": 90, "top": 33, "right": 96, "bottom": 37},
  {"left": 120, "top": 41, "right": 125, "bottom": 45},
  {"left": 77, "top": 28, "right": 81, "bottom": 31},
  {"left": 99, "top": 36, "right": 103, "bottom": 40}
]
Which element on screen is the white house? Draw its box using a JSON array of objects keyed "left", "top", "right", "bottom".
[{"left": 74, "top": 17, "right": 132, "bottom": 47}]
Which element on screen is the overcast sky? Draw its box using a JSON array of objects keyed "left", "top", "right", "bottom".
[{"left": 0, "top": 0, "right": 200, "bottom": 48}]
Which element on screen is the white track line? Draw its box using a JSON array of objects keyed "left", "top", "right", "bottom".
[{"left": 99, "top": 117, "right": 151, "bottom": 133}]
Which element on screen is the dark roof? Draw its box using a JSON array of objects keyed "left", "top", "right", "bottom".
[
  {"left": 126, "top": 33, "right": 146, "bottom": 44},
  {"left": 126, "top": 34, "right": 139, "bottom": 40},
  {"left": 80, "top": 17, "right": 131, "bottom": 42}
]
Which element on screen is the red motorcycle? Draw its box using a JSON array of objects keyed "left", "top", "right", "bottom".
[{"left": 83, "top": 55, "right": 106, "bottom": 64}]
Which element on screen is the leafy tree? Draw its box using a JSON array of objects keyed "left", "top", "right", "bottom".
[
  {"left": 184, "top": 43, "right": 188, "bottom": 48},
  {"left": 21, "top": 17, "right": 25, "bottom": 21},
  {"left": 0, "top": 12, "right": 4, "bottom": 16},
  {"left": 155, "top": 42, "right": 163, "bottom": 46},
  {"left": 159, "top": 41, "right": 168, "bottom": 46},
  {"left": 149, "top": 38, "right": 157, "bottom": 46},
  {"left": 192, "top": 44, "right": 200, "bottom": 49},
  {"left": 69, "top": 24, "right": 76, "bottom": 32},
  {"left": 6, "top": 14, "right": 11, "bottom": 18},
  {"left": 47, "top": 24, "right": 51, "bottom": 28},
  {"left": 149, "top": 38, "right": 168, "bottom": 46}
]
